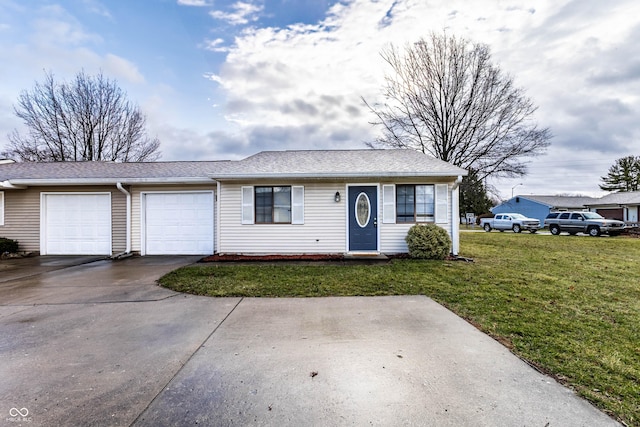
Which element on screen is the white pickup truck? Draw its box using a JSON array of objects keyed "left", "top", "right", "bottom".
[{"left": 480, "top": 213, "right": 541, "bottom": 233}]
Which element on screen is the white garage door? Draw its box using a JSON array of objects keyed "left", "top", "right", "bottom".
[
  {"left": 42, "top": 193, "right": 112, "bottom": 255},
  {"left": 143, "top": 192, "right": 214, "bottom": 255}
]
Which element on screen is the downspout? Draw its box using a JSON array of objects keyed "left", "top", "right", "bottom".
[
  {"left": 113, "top": 182, "right": 132, "bottom": 259},
  {"left": 216, "top": 180, "right": 221, "bottom": 254},
  {"left": 451, "top": 176, "right": 463, "bottom": 256}
]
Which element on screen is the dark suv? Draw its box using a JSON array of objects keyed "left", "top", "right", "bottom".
[{"left": 544, "top": 211, "right": 625, "bottom": 237}]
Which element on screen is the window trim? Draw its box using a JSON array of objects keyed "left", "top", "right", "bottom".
[
  {"left": 395, "top": 184, "right": 436, "bottom": 224},
  {"left": 0, "top": 191, "right": 4, "bottom": 226},
  {"left": 255, "top": 186, "right": 292, "bottom": 224}
]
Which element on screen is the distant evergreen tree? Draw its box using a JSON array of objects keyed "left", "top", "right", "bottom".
[
  {"left": 600, "top": 156, "right": 640, "bottom": 192},
  {"left": 459, "top": 169, "right": 493, "bottom": 215}
]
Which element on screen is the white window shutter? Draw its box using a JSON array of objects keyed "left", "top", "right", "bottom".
[
  {"left": 382, "top": 185, "right": 395, "bottom": 224},
  {"left": 241, "top": 186, "right": 254, "bottom": 224},
  {"left": 0, "top": 191, "right": 4, "bottom": 226},
  {"left": 435, "top": 184, "right": 448, "bottom": 223},
  {"left": 291, "top": 186, "right": 304, "bottom": 224}
]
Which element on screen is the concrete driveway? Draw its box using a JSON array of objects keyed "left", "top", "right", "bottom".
[{"left": 0, "top": 257, "right": 620, "bottom": 426}]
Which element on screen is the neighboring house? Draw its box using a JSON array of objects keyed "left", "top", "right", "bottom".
[
  {"left": 491, "top": 195, "right": 598, "bottom": 224},
  {"left": 584, "top": 191, "right": 640, "bottom": 223},
  {"left": 0, "top": 149, "right": 467, "bottom": 257}
]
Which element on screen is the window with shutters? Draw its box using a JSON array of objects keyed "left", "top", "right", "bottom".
[{"left": 242, "top": 186, "right": 304, "bottom": 225}]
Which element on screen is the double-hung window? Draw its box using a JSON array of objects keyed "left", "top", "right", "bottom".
[
  {"left": 255, "top": 186, "right": 292, "bottom": 224},
  {"left": 396, "top": 184, "right": 435, "bottom": 223}
]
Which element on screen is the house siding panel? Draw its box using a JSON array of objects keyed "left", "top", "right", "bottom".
[
  {"left": 379, "top": 182, "right": 453, "bottom": 254},
  {"left": 1, "top": 189, "right": 40, "bottom": 252},
  {"left": 0, "top": 186, "right": 125, "bottom": 254},
  {"left": 130, "top": 184, "right": 217, "bottom": 253},
  {"left": 219, "top": 182, "right": 345, "bottom": 254}
]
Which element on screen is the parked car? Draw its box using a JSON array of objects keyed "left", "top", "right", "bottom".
[
  {"left": 543, "top": 211, "right": 625, "bottom": 236},
  {"left": 480, "top": 213, "right": 541, "bottom": 233}
]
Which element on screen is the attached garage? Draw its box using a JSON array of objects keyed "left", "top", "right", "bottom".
[
  {"left": 41, "top": 193, "right": 112, "bottom": 255},
  {"left": 142, "top": 191, "right": 214, "bottom": 255},
  {"left": 596, "top": 208, "right": 624, "bottom": 221}
]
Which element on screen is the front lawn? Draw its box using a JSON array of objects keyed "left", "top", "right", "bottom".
[{"left": 159, "top": 232, "right": 640, "bottom": 425}]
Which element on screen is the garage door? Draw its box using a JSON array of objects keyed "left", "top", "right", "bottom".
[
  {"left": 42, "top": 193, "right": 112, "bottom": 255},
  {"left": 143, "top": 192, "right": 214, "bottom": 255}
]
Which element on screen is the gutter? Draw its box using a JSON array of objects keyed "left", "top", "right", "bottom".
[
  {"left": 209, "top": 171, "right": 469, "bottom": 181},
  {"left": 6, "top": 177, "right": 214, "bottom": 186},
  {"left": 112, "top": 182, "right": 132, "bottom": 259},
  {"left": 1, "top": 180, "right": 27, "bottom": 189}
]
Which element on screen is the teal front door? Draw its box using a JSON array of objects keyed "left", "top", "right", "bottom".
[{"left": 348, "top": 186, "right": 378, "bottom": 251}]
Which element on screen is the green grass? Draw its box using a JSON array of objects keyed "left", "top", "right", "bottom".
[{"left": 159, "top": 232, "right": 640, "bottom": 425}]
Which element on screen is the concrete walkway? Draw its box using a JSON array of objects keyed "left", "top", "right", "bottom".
[{"left": 0, "top": 257, "right": 621, "bottom": 426}]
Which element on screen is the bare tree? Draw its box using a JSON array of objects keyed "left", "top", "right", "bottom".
[
  {"left": 2, "top": 70, "right": 161, "bottom": 162},
  {"left": 364, "top": 32, "right": 551, "bottom": 180}
]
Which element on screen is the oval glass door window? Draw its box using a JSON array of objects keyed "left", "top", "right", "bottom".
[{"left": 355, "top": 192, "right": 371, "bottom": 228}]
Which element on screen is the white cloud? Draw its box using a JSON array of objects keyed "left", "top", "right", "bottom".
[
  {"left": 202, "top": 37, "right": 228, "bottom": 52},
  {"left": 204, "top": 0, "right": 640, "bottom": 196},
  {"left": 81, "top": 0, "right": 112, "bottom": 18},
  {"left": 177, "top": 0, "right": 214, "bottom": 6},
  {"left": 103, "top": 54, "right": 145, "bottom": 84},
  {"left": 210, "top": 1, "right": 263, "bottom": 26}
]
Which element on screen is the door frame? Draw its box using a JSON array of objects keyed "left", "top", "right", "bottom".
[{"left": 345, "top": 183, "right": 380, "bottom": 253}]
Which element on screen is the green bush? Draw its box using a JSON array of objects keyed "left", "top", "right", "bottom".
[
  {"left": 0, "top": 237, "right": 19, "bottom": 254},
  {"left": 405, "top": 224, "right": 451, "bottom": 259}
]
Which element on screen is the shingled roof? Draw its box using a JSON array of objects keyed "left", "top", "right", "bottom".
[
  {"left": 0, "top": 160, "right": 229, "bottom": 180},
  {"left": 586, "top": 191, "right": 640, "bottom": 206},
  {"left": 209, "top": 149, "right": 467, "bottom": 180},
  {"left": 1, "top": 149, "right": 466, "bottom": 187},
  {"left": 518, "top": 195, "right": 599, "bottom": 209}
]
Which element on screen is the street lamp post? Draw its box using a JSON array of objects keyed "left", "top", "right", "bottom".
[{"left": 511, "top": 183, "right": 523, "bottom": 198}]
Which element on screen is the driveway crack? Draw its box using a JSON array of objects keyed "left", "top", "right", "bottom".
[{"left": 130, "top": 296, "right": 245, "bottom": 426}]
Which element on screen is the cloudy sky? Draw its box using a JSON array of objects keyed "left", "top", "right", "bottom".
[{"left": 1, "top": 0, "right": 638, "bottom": 199}]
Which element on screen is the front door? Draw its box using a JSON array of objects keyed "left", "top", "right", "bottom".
[{"left": 348, "top": 186, "right": 378, "bottom": 251}]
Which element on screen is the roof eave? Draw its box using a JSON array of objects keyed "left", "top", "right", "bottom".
[
  {"left": 4, "top": 177, "right": 216, "bottom": 187},
  {"left": 209, "top": 171, "right": 468, "bottom": 181}
]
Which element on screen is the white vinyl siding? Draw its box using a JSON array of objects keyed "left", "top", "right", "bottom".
[
  {"left": 0, "top": 191, "right": 4, "bottom": 226},
  {"left": 380, "top": 182, "right": 453, "bottom": 253},
  {"left": 219, "top": 183, "right": 343, "bottom": 254}
]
